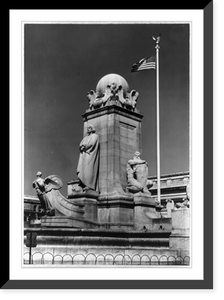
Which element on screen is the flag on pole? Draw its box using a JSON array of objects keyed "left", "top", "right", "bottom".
[{"left": 131, "top": 56, "right": 156, "bottom": 72}]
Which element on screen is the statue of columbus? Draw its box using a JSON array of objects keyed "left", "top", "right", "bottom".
[{"left": 77, "top": 124, "right": 100, "bottom": 191}]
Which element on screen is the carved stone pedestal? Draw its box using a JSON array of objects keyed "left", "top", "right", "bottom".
[
  {"left": 41, "top": 185, "right": 100, "bottom": 228},
  {"left": 133, "top": 193, "right": 172, "bottom": 231},
  {"left": 81, "top": 103, "right": 143, "bottom": 230},
  {"left": 67, "top": 180, "right": 99, "bottom": 223},
  {"left": 169, "top": 208, "right": 190, "bottom": 257},
  {"left": 97, "top": 194, "right": 134, "bottom": 230},
  {"left": 41, "top": 215, "right": 100, "bottom": 228}
]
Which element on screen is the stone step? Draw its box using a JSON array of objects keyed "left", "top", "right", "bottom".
[{"left": 25, "top": 227, "right": 171, "bottom": 248}]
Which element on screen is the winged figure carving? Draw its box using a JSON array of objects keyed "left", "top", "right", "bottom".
[
  {"left": 129, "top": 90, "right": 139, "bottom": 109},
  {"left": 100, "top": 85, "right": 113, "bottom": 104},
  {"left": 117, "top": 85, "right": 126, "bottom": 105}
]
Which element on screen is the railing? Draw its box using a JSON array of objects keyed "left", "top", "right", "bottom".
[{"left": 23, "top": 251, "right": 190, "bottom": 266}]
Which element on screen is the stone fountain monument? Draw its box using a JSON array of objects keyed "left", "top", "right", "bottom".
[
  {"left": 35, "top": 73, "right": 167, "bottom": 231},
  {"left": 26, "top": 74, "right": 189, "bottom": 264}
]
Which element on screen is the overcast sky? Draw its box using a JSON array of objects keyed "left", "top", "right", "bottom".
[{"left": 24, "top": 23, "right": 189, "bottom": 196}]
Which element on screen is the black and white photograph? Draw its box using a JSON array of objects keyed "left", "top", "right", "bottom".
[
  {"left": 6, "top": 5, "right": 215, "bottom": 291},
  {"left": 23, "top": 22, "right": 190, "bottom": 266}
]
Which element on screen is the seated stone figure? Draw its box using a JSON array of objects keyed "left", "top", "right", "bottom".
[{"left": 126, "top": 152, "right": 153, "bottom": 194}]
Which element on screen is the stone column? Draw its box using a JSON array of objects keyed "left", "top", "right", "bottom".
[{"left": 82, "top": 105, "right": 143, "bottom": 229}]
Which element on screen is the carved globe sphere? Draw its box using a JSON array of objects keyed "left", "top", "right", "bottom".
[{"left": 96, "top": 73, "right": 130, "bottom": 94}]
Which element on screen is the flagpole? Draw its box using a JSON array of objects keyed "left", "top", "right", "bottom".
[{"left": 153, "top": 35, "right": 161, "bottom": 205}]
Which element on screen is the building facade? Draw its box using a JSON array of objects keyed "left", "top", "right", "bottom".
[
  {"left": 149, "top": 171, "right": 189, "bottom": 204},
  {"left": 24, "top": 195, "right": 42, "bottom": 227}
]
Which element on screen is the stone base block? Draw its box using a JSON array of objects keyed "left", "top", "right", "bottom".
[
  {"left": 67, "top": 179, "right": 99, "bottom": 199},
  {"left": 68, "top": 194, "right": 99, "bottom": 223},
  {"left": 171, "top": 208, "right": 190, "bottom": 232},
  {"left": 23, "top": 228, "right": 191, "bottom": 266},
  {"left": 133, "top": 193, "right": 172, "bottom": 231},
  {"left": 98, "top": 207, "right": 134, "bottom": 230},
  {"left": 98, "top": 194, "right": 134, "bottom": 230},
  {"left": 41, "top": 188, "right": 100, "bottom": 228},
  {"left": 169, "top": 233, "right": 190, "bottom": 257},
  {"left": 50, "top": 185, "right": 99, "bottom": 227},
  {"left": 169, "top": 208, "right": 190, "bottom": 257},
  {"left": 41, "top": 216, "right": 100, "bottom": 228},
  {"left": 25, "top": 227, "right": 171, "bottom": 248}
]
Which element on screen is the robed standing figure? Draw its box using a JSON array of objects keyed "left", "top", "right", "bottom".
[{"left": 77, "top": 124, "right": 100, "bottom": 191}]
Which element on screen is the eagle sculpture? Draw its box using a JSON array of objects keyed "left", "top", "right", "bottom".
[{"left": 152, "top": 34, "right": 161, "bottom": 44}]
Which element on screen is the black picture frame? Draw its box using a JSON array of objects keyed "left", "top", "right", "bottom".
[{"left": 5, "top": 2, "right": 213, "bottom": 289}]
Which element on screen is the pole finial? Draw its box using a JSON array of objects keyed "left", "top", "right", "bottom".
[{"left": 152, "top": 34, "right": 161, "bottom": 48}]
